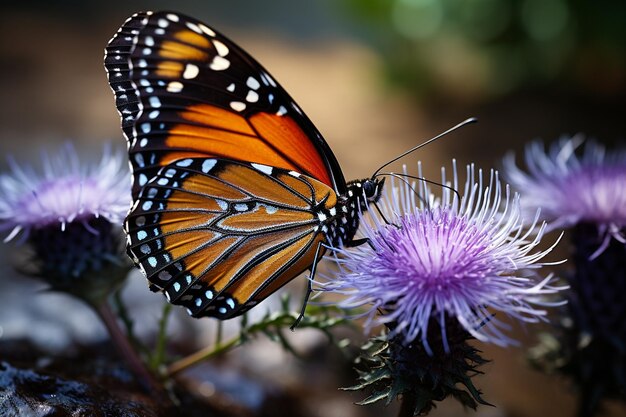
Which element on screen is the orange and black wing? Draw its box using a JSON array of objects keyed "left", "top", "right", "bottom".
[
  {"left": 104, "top": 11, "right": 347, "bottom": 199},
  {"left": 125, "top": 158, "right": 337, "bottom": 318}
]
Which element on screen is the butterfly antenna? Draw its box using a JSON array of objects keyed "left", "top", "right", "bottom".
[
  {"left": 372, "top": 117, "right": 477, "bottom": 178},
  {"left": 377, "top": 172, "right": 461, "bottom": 203},
  {"left": 373, "top": 172, "right": 429, "bottom": 207}
]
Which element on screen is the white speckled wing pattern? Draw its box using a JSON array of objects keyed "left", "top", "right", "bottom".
[
  {"left": 104, "top": 11, "right": 381, "bottom": 319},
  {"left": 104, "top": 10, "right": 346, "bottom": 199},
  {"left": 125, "top": 158, "right": 338, "bottom": 318}
]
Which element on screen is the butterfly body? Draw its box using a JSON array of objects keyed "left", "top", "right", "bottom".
[{"left": 105, "top": 11, "right": 383, "bottom": 318}]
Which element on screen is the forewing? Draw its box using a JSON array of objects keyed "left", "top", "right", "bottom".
[{"left": 104, "top": 11, "right": 346, "bottom": 199}]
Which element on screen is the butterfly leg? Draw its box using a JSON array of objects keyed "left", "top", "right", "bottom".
[
  {"left": 290, "top": 240, "right": 326, "bottom": 330},
  {"left": 346, "top": 238, "right": 369, "bottom": 247}
]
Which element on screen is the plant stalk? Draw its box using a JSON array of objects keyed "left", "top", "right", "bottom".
[
  {"left": 167, "top": 337, "right": 240, "bottom": 376},
  {"left": 95, "top": 299, "right": 163, "bottom": 394}
]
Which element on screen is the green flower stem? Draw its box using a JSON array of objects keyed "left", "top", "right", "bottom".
[
  {"left": 112, "top": 289, "right": 146, "bottom": 355},
  {"left": 95, "top": 299, "right": 164, "bottom": 394},
  {"left": 167, "top": 336, "right": 240, "bottom": 376},
  {"left": 216, "top": 320, "right": 224, "bottom": 346},
  {"left": 149, "top": 303, "right": 172, "bottom": 371},
  {"left": 167, "top": 300, "right": 351, "bottom": 376}
]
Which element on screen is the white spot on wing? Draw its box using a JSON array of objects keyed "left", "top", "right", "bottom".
[
  {"left": 230, "top": 101, "right": 246, "bottom": 112},
  {"left": 251, "top": 163, "right": 273, "bottom": 175},
  {"left": 166, "top": 13, "right": 179, "bottom": 22},
  {"left": 202, "top": 159, "right": 217, "bottom": 173},
  {"left": 277, "top": 106, "right": 287, "bottom": 116},
  {"left": 246, "top": 77, "right": 260, "bottom": 90},
  {"left": 137, "top": 230, "right": 148, "bottom": 240},
  {"left": 263, "top": 72, "right": 277, "bottom": 87},
  {"left": 246, "top": 90, "right": 259, "bottom": 103},
  {"left": 149, "top": 96, "right": 161, "bottom": 108},
  {"left": 199, "top": 23, "right": 216, "bottom": 36},
  {"left": 186, "top": 22, "right": 202, "bottom": 34},
  {"left": 215, "top": 199, "right": 228, "bottom": 210},
  {"left": 167, "top": 81, "right": 183, "bottom": 93},
  {"left": 288, "top": 171, "right": 301, "bottom": 177},
  {"left": 158, "top": 18, "right": 169, "bottom": 28},
  {"left": 176, "top": 159, "right": 194, "bottom": 167},
  {"left": 226, "top": 83, "right": 235, "bottom": 92},
  {"left": 183, "top": 63, "right": 199, "bottom": 79},
  {"left": 210, "top": 56, "right": 230, "bottom": 71},
  {"left": 213, "top": 40, "right": 229, "bottom": 56}
]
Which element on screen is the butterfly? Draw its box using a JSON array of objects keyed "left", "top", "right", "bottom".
[{"left": 104, "top": 10, "right": 384, "bottom": 320}]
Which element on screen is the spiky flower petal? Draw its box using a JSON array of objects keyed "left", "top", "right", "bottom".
[
  {"left": 0, "top": 143, "right": 131, "bottom": 301},
  {"left": 504, "top": 137, "right": 626, "bottom": 257},
  {"left": 0, "top": 143, "right": 130, "bottom": 243},
  {"left": 320, "top": 162, "right": 564, "bottom": 353},
  {"left": 508, "top": 138, "right": 626, "bottom": 416}
]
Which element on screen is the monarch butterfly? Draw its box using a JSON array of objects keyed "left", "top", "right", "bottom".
[{"left": 104, "top": 11, "right": 385, "bottom": 320}]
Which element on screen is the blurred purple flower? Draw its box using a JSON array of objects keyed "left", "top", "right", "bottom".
[
  {"left": 504, "top": 137, "right": 626, "bottom": 258},
  {"left": 320, "top": 162, "right": 565, "bottom": 354},
  {"left": 0, "top": 143, "right": 130, "bottom": 243},
  {"left": 508, "top": 138, "right": 626, "bottom": 415},
  {"left": 0, "top": 143, "right": 131, "bottom": 291}
]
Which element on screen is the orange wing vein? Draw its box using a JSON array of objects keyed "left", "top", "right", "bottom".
[{"left": 125, "top": 158, "right": 336, "bottom": 319}]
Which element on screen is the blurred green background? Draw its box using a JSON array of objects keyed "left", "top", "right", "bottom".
[{"left": 0, "top": 1, "right": 624, "bottom": 417}]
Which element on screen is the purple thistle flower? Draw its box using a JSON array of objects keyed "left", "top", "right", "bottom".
[
  {"left": 0, "top": 143, "right": 130, "bottom": 243},
  {"left": 0, "top": 143, "right": 131, "bottom": 294},
  {"left": 504, "top": 137, "right": 626, "bottom": 258},
  {"left": 508, "top": 138, "right": 626, "bottom": 416},
  {"left": 320, "top": 161, "right": 565, "bottom": 354}
]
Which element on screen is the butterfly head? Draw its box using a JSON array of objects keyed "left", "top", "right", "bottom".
[
  {"left": 346, "top": 177, "right": 385, "bottom": 212},
  {"left": 363, "top": 177, "right": 385, "bottom": 204}
]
